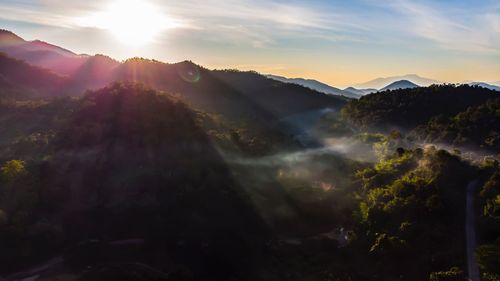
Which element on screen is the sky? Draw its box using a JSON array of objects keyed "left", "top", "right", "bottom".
[{"left": 0, "top": 0, "right": 499, "bottom": 87}]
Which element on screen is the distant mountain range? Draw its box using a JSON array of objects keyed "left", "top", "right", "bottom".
[
  {"left": 266, "top": 74, "right": 428, "bottom": 98},
  {"left": 467, "top": 82, "right": 500, "bottom": 92},
  {"left": 2, "top": 28, "right": 496, "bottom": 103},
  {"left": 0, "top": 30, "right": 347, "bottom": 121},
  {"left": 266, "top": 74, "right": 392, "bottom": 99},
  {"left": 262, "top": 73, "right": 499, "bottom": 99},
  {"left": 266, "top": 74, "right": 361, "bottom": 99},
  {"left": 343, "top": 87, "right": 377, "bottom": 96},
  {"left": 355, "top": 74, "right": 440, "bottom": 89},
  {"left": 380, "top": 80, "right": 419, "bottom": 91}
]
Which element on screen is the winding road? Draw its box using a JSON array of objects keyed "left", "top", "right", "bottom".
[{"left": 465, "top": 181, "right": 480, "bottom": 281}]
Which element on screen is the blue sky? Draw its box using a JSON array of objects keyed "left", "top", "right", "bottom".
[{"left": 0, "top": 0, "right": 499, "bottom": 86}]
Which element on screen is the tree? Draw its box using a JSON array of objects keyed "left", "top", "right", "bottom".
[{"left": 0, "top": 160, "right": 26, "bottom": 181}]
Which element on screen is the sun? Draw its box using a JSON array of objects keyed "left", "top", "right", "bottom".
[{"left": 79, "top": 0, "right": 176, "bottom": 47}]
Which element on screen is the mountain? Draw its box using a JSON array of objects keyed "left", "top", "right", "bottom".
[
  {"left": 342, "top": 84, "right": 499, "bottom": 131},
  {"left": 0, "top": 29, "right": 88, "bottom": 76},
  {"left": 355, "top": 74, "right": 440, "bottom": 89},
  {"left": 67, "top": 54, "right": 120, "bottom": 91},
  {"left": 468, "top": 82, "right": 500, "bottom": 92},
  {"left": 380, "top": 80, "right": 419, "bottom": 91},
  {"left": 412, "top": 97, "right": 500, "bottom": 151},
  {"left": 2, "top": 29, "right": 500, "bottom": 281},
  {"left": 0, "top": 29, "right": 24, "bottom": 46},
  {"left": 0, "top": 29, "right": 348, "bottom": 123},
  {"left": 343, "top": 87, "right": 376, "bottom": 96},
  {"left": 0, "top": 43, "right": 347, "bottom": 155},
  {"left": 266, "top": 74, "right": 360, "bottom": 99},
  {"left": 0, "top": 83, "right": 270, "bottom": 279},
  {"left": 0, "top": 52, "right": 68, "bottom": 98},
  {"left": 216, "top": 71, "right": 347, "bottom": 116}
]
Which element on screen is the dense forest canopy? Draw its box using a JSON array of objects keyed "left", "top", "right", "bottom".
[
  {"left": 341, "top": 84, "right": 500, "bottom": 154},
  {"left": 0, "top": 31, "right": 499, "bottom": 281},
  {"left": 341, "top": 85, "right": 499, "bottom": 132}
]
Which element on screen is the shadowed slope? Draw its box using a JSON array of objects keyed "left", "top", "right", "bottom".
[
  {"left": 0, "top": 52, "right": 68, "bottom": 98},
  {"left": 0, "top": 83, "right": 269, "bottom": 280},
  {"left": 213, "top": 70, "right": 348, "bottom": 117}
]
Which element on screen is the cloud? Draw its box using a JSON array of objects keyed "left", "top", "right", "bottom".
[
  {"left": 383, "top": 0, "right": 500, "bottom": 54},
  {"left": 0, "top": 5, "right": 75, "bottom": 28},
  {"left": 1, "top": 0, "right": 498, "bottom": 62},
  {"left": 154, "top": 0, "right": 371, "bottom": 48},
  {"left": 0, "top": 0, "right": 372, "bottom": 48}
]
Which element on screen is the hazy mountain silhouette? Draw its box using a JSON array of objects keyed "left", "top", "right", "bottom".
[
  {"left": 0, "top": 29, "right": 88, "bottom": 76},
  {"left": 0, "top": 52, "right": 68, "bottom": 98},
  {"left": 380, "top": 80, "right": 419, "bottom": 91},
  {"left": 343, "top": 87, "right": 376, "bottom": 96},
  {"left": 356, "top": 74, "right": 440, "bottom": 89},
  {"left": 266, "top": 74, "right": 360, "bottom": 98},
  {"left": 217, "top": 71, "right": 347, "bottom": 116},
  {"left": 0, "top": 30, "right": 347, "bottom": 123},
  {"left": 1, "top": 27, "right": 500, "bottom": 281},
  {"left": 67, "top": 54, "right": 120, "bottom": 91},
  {"left": 467, "top": 82, "right": 500, "bottom": 92}
]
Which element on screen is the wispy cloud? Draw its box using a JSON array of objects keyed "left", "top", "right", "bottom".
[
  {"left": 0, "top": 0, "right": 498, "bottom": 85},
  {"left": 0, "top": 0, "right": 372, "bottom": 48},
  {"left": 382, "top": 0, "right": 500, "bottom": 54},
  {"left": 156, "top": 0, "right": 371, "bottom": 48}
]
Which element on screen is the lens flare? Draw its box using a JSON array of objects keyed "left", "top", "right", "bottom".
[{"left": 178, "top": 63, "right": 201, "bottom": 83}]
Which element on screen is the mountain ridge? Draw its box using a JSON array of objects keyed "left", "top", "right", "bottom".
[
  {"left": 266, "top": 74, "right": 360, "bottom": 99},
  {"left": 380, "top": 80, "right": 419, "bottom": 91},
  {"left": 356, "top": 74, "right": 440, "bottom": 89},
  {"left": 0, "top": 30, "right": 88, "bottom": 76},
  {"left": 467, "top": 82, "right": 500, "bottom": 92}
]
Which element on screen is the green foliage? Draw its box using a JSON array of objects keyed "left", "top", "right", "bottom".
[
  {"left": 355, "top": 133, "right": 387, "bottom": 143},
  {"left": 354, "top": 147, "right": 473, "bottom": 280},
  {"left": 476, "top": 241, "right": 500, "bottom": 274},
  {"left": 413, "top": 98, "right": 500, "bottom": 151},
  {"left": 483, "top": 273, "right": 500, "bottom": 281},
  {"left": 1, "top": 49, "right": 498, "bottom": 280},
  {"left": 355, "top": 131, "right": 406, "bottom": 161},
  {"left": 429, "top": 267, "right": 466, "bottom": 281},
  {"left": 0, "top": 83, "right": 271, "bottom": 279},
  {"left": 0, "top": 159, "right": 26, "bottom": 181},
  {"left": 481, "top": 172, "right": 500, "bottom": 218},
  {"left": 374, "top": 151, "right": 413, "bottom": 173},
  {"left": 342, "top": 84, "right": 498, "bottom": 132}
]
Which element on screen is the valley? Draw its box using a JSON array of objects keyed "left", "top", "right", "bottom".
[{"left": 0, "top": 30, "right": 499, "bottom": 281}]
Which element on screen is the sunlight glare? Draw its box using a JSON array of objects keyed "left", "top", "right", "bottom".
[{"left": 78, "top": 0, "right": 177, "bottom": 47}]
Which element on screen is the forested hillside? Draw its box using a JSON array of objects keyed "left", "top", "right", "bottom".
[
  {"left": 0, "top": 29, "right": 499, "bottom": 281},
  {"left": 412, "top": 98, "right": 500, "bottom": 151},
  {"left": 0, "top": 83, "right": 270, "bottom": 280},
  {"left": 0, "top": 53, "right": 68, "bottom": 98},
  {"left": 342, "top": 85, "right": 498, "bottom": 131}
]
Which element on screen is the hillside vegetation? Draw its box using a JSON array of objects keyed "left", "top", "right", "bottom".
[{"left": 342, "top": 85, "right": 498, "bottom": 131}]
